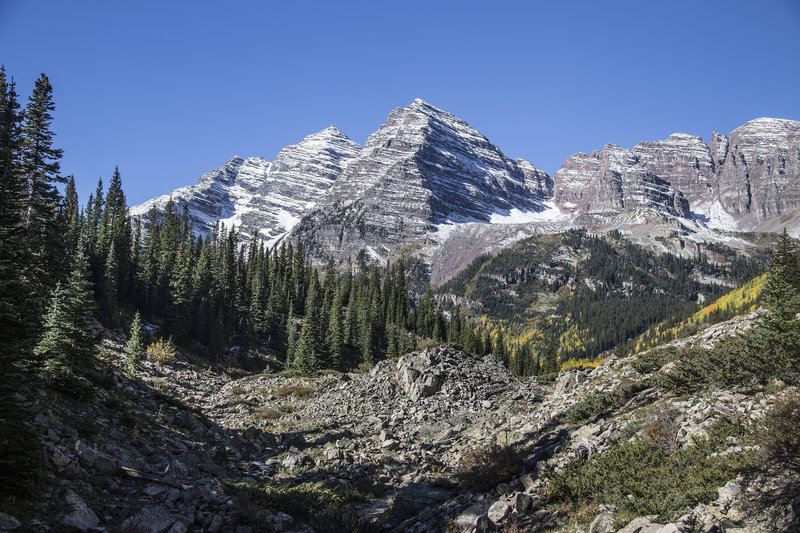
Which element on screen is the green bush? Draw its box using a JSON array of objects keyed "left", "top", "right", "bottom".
[
  {"left": 548, "top": 421, "right": 749, "bottom": 521},
  {"left": 655, "top": 335, "right": 777, "bottom": 394},
  {"left": 221, "top": 479, "right": 377, "bottom": 532},
  {"left": 562, "top": 379, "right": 652, "bottom": 424},
  {"left": 631, "top": 346, "right": 680, "bottom": 375}
]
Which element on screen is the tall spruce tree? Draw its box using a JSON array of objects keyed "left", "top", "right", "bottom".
[
  {"left": 20, "top": 73, "right": 65, "bottom": 290},
  {"left": 326, "top": 285, "right": 344, "bottom": 369},
  {"left": 34, "top": 238, "right": 98, "bottom": 377},
  {"left": 0, "top": 67, "right": 33, "bottom": 365},
  {"left": 294, "top": 273, "right": 325, "bottom": 373}
]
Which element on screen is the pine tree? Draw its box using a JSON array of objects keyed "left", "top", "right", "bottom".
[
  {"left": 285, "top": 303, "right": 298, "bottom": 367},
  {"left": 126, "top": 311, "right": 146, "bottom": 365},
  {"left": 20, "top": 73, "right": 65, "bottom": 290},
  {"left": 294, "top": 273, "right": 325, "bottom": 373},
  {"left": 63, "top": 176, "right": 81, "bottom": 254},
  {"left": 326, "top": 285, "right": 344, "bottom": 369},
  {"left": 0, "top": 67, "right": 33, "bottom": 365},
  {"left": 34, "top": 240, "right": 98, "bottom": 378}
]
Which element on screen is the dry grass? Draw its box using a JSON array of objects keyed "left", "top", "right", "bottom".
[
  {"left": 253, "top": 407, "right": 281, "bottom": 421},
  {"left": 145, "top": 338, "right": 177, "bottom": 365},
  {"left": 148, "top": 377, "right": 169, "bottom": 393},
  {"left": 275, "top": 384, "right": 314, "bottom": 398},
  {"left": 455, "top": 443, "right": 521, "bottom": 490}
]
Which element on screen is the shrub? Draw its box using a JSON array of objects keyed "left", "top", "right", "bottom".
[
  {"left": 631, "top": 346, "right": 679, "bottom": 375},
  {"left": 562, "top": 379, "right": 652, "bottom": 424},
  {"left": 548, "top": 421, "right": 749, "bottom": 521},
  {"left": 253, "top": 407, "right": 280, "bottom": 421},
  {"left": 220, "top": 480, "right": 370, "bottom": 527},
  {"left": 145, "top": 338, "right": 176, "bottom": 365},
  {"left": 749, "top": 391, "right": 800, "bottom": 507},
  {"left": 644, "top": 406, "right": 681, "bottom": 454},
  {"left": 455, "top": 443, "right": 520, "bottom": 490}
]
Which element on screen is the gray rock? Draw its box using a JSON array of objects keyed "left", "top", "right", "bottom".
[
  {"left": 281, "top": 447, "right": 310, "bottom": 471},
  {"left": 60, "top": 490, "right": 99, "bottom": 531},
  {"left": 75, "top": 441, "right": 97, "bottom": 468},
  {"left": 487, "top": 501, "right": 510, "bottom": 524},
  {"left": 616, "top": 515, "right": 659, "bottom": 533},
  {"left": 122, "top": 505, "right": 175, "bottom": 533},
  {"left": 520, "top": 474, "right": 536, "bottom": 492},
  {"left": 588, "top": 511, "right": 624, "bottom": 533},
  {"left": 208, "top": 514, "right": 224, "bottom": 533},
  {"left": 167, "top": 522, "right": 188, "bottom": 533},
  {"left": 174, "top": 411, "right": 200, "bottom": 431},
  {"left": 0, "top": 512, "right": 21, "bottom": 530},
  {"left": 717, "top": 481, "right": 741, "bottom": 506},
  {"left": 454, "top": 501, "right": 490, "bottom": 532},
  {"left": 515, "top": 493, "right": 534, "bottom": 513},
  {"left": 93, "top": 451, "right": 117, "bottom": 474},
  {"left": 50, "top": 447, "right": 70, "bottom": 468}
]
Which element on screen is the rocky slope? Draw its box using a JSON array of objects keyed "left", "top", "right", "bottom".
[{"left": 8, "top": 311, "right": 798, "bottom": 532}]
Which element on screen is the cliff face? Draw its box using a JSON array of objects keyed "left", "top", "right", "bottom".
[
  {"left": 290, "top": 99, "right": 553, "bottom": 262},
  {"left": 131, "top": 103, "right": 800, "bottom": 282},
  {"left": 716, "top": 118, "right": 800, "bottom": 222},
  {"left": 553, "top": 143, "right": 691, "bottom": 218}
]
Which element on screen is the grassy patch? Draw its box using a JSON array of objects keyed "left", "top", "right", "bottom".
[
  {"left": 275, "top": 384, "right": 314, "bottom": 398},
  {"left": 221, "top": 479, "right": 376, "bottom": 532},
  {"left": 253, "top": 407, "right": 281, "bottom": 421}
]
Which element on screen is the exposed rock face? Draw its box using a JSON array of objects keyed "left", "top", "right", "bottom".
[
  {"left": 633, "top": 133, "right": 716, "bottom": 205},
  {"left": 129, "top": 156, "right": 270, "bottom": 237},
  {"left": 130, "top": 103, "right": 800, "bottom": 280},
  {"left": 553, "top": 144, "right": 691, "bottom": 218},
  {"left": 130, "top": 127, "right": 360, "bottom": 244},
  {"left": 291, "top": 99, "right": 553, "bottom": 262},
  {"left": 240, "top": 126, "right": 361, "bottom": 244},
  {"left": 717, "top": 118, "right": 800, "bottom": 222}
]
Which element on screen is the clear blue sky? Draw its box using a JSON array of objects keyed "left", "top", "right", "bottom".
[{"left": 2, "top": 0, "right": 799, "bottom": 206}]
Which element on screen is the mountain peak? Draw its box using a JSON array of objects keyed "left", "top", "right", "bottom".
[{"left": 300, "top": 125, "right": 353, "bottom": 144}]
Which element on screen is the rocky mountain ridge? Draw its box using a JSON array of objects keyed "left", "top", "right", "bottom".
[{"left": 130, "top": 103, "right": 800, "bottom": 283}]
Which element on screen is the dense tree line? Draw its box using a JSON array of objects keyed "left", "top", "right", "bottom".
[
  {"left": 0, "top": 67, "right": 504, "bottom": 377},
  {"left": 439, "top": 229, "right": 770, "bottom": 378}
]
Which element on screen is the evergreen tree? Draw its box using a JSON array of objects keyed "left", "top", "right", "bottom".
[
  {"left": 285, "top": 303, "right": 298, "bottom": 367},
  {"left": 34, "top": 241, "right": 98, "bottom": 377},
  {"left": 63, "top": 176, "right": 81, "bottom": 254},
  {"left": 20, "top": 73, "right": 65, "bottom": 289},
  {"left": 326, "top": 285, "right": 344, "bottom": 369},
  {"left": 294, "top": 273, "right": 325, "bottom": 373},
  {"left": 125, "top": 311, "right": 146, "bottom": 365},
  {"left": 0, "top": 67, "right": 33, "bottom": 365}
]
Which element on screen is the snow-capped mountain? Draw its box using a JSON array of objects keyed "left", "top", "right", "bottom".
[
  {"left": 131, "top": 101, "right": 800, "bottom": 284},
  {"left": 290, "top": 99, "right": 555, "bottom": 262},
  {"left": 129, "top": 156, "right": 271, "bottom": 235},
  {"left": 130, "top": 127, "right": 361, "bottom": 244}
]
